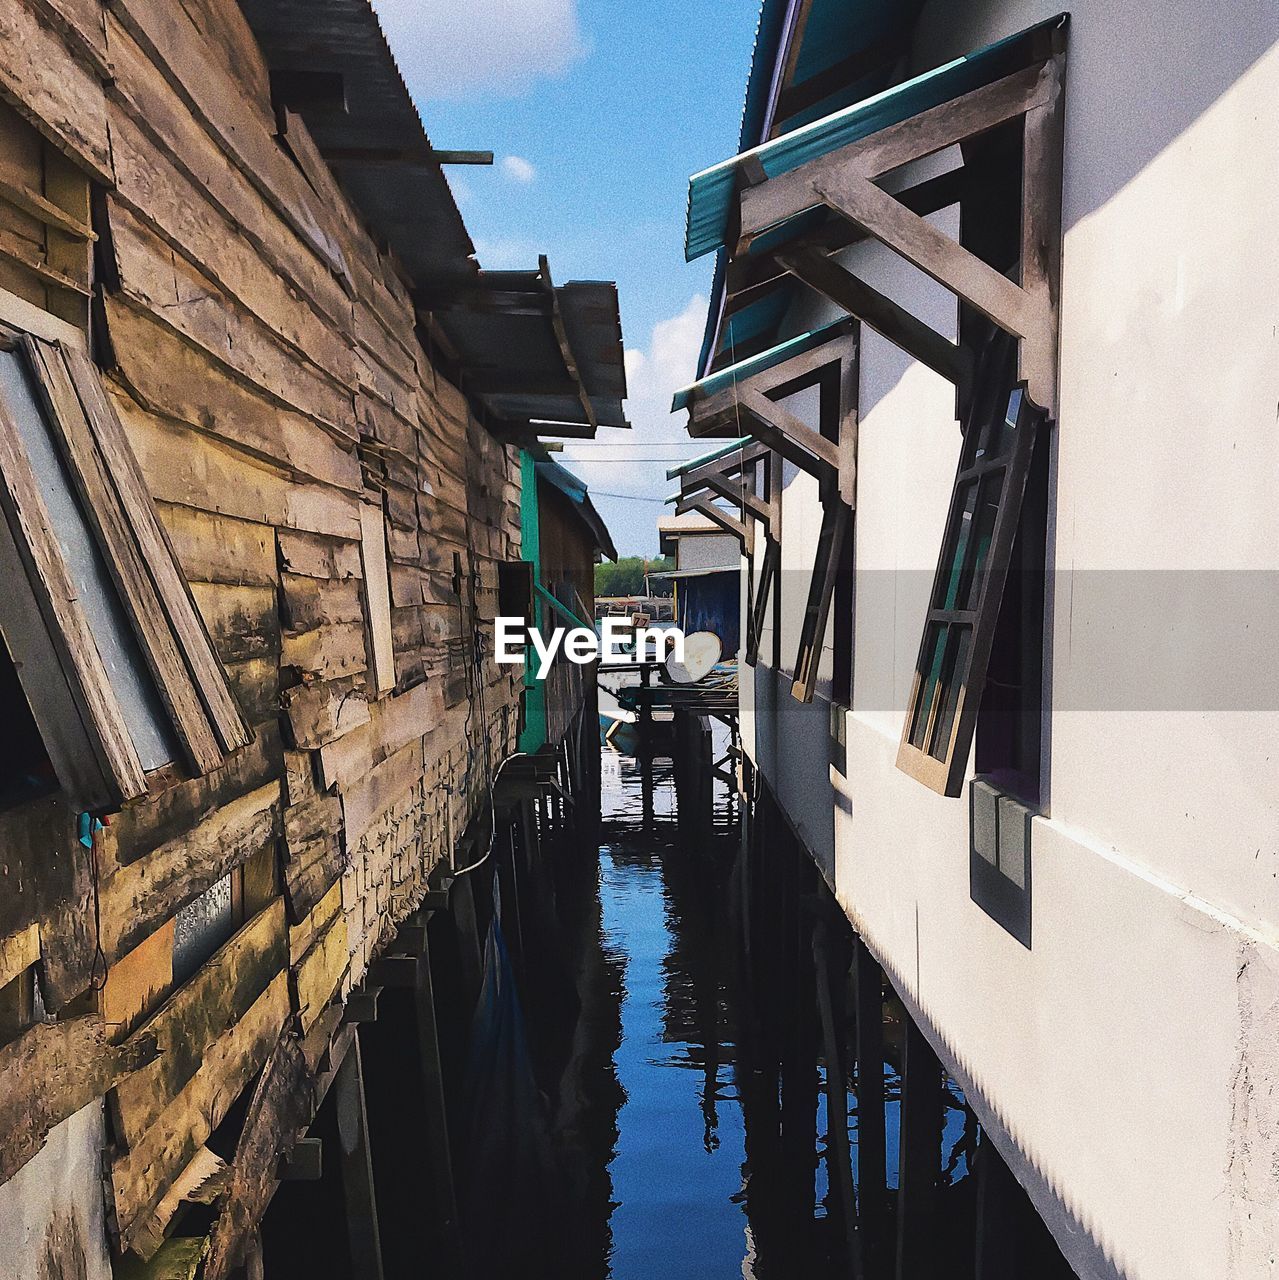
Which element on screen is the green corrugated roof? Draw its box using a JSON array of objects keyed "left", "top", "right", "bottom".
[
  {"left": 672, "top": 318, "right": 854, "bottom": 412},
  {"left": 684, "top": 14, "right": 1066, "bottom": 262},
  {"left": 666, "top": 437, "right": 751, "bottom": 481}
]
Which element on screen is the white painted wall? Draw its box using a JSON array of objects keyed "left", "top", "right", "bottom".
[
  {"left": 0, "top": 1103, "right": 113, "bottom": 1280},
  {"left": 740, "top": 4, "right": 1279, "bottom": 1276}
]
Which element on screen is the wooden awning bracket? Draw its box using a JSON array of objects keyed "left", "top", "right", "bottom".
[
  {"left": 674, "top": 492, "right": 752, "bottom": 554},
  {"left": 735, "top": 46, "right": 1065, "bottom": 413},
  {"left": 687, "top": 329, "right": 858, "bottom": 502}
]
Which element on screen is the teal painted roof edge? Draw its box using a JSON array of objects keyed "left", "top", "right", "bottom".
[
  {"left": 666, "top": 437, "right": 751, "bottom": 481},
  {"left": 534, "top": 455, "right": 619, "bottom": 561},
  {"left": 671, "top": 317, "right": 854, "bottom": 412},
  {"left": 684, "top": 14, "right": 1067, "bottom": 262}
]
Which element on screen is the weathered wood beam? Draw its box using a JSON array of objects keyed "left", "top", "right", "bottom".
[
  {"left": 1019, "top": 51, "right": 1065, "bottom": 412},
  {"left": 0, "top": 1015, "right": 158, "bottom": 1184},
  {"left": 677, "top": 439, "right": 771, "bottom": 490},
  {"left": 334, "top": 1039, "right": 385, "bottom": 1280},
  {"left": 809, "top": 173, "right": 1041, "bottom": 343},
  {"left": 683, "top": 471, "right": 772, "bottom": 524},
  {"left": 745, "top": 536, "right": 779, "bottom": 666},
  {"left": 738, "top": 61, "right": 1053, "bottom": 249},
  {"left": 738, "top": 385, "right": 840, "bottom": 472},
  {"left": 791, "top": 502, "right": 851, "bottom": 704},
  {"left": 539, "top": 255, "right": 597, "bottom": 434},
  {"left": 725, "top": 168, "right": 968, "bottom": 310},
  {"left": 202, "top": 1029, "right": 314, "bottom": 1280},
  {"left": 675, "top": 494, "right": 750, "bottom": 550},
  {"left": 775, "top": 245, "right": 973, "bottom": 394}
]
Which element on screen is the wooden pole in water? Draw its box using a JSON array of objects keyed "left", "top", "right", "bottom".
[
  {"left": 814, "top": 920, "right": 860, "bottom": 1276},
  {"left": 854, "top": 936, "right": 889, "bottom": 1276},
  {"left": 974, "top": 1130, "right": 1019, "bottom": 1278},
  {"left": 411, "top": 924, "right": 463, "bottom": 1271},
  {"left": 895, "top": 1016, "right": 944, "bottom": 1280},
  {"left": 334, "top": 1037, "right": 386, "bottom": 1280}
]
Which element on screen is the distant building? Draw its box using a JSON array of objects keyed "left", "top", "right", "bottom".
[{"left": 657, "top": 510, "right": 741, "bottom": 656}]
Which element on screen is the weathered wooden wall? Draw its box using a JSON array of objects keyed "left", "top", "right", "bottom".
[{"left": 0, "top": 0, "right": 523, "bottom": 1269}]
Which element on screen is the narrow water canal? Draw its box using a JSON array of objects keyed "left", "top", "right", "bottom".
[
  {"left": 586, "top": 746, "right": 846, "bottom": 1278},
  {"left": 445, "top": 737, "right": 1077, "bottom": 1280}
]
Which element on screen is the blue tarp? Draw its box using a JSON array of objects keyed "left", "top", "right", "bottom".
[{"left": 679, "top": 570, "right": 741, "bottom": 657}]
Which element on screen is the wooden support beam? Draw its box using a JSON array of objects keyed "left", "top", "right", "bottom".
[
  {"left": 776, "top": 245, "right": 973, "bottom": 395},
  {"left": 677, "top": 438, "right": 770, "bottom": 491},
  {"left": 854, "top": 938, "right": 889, "bottom": 1274},
  {"left": 1019, "top": 51, "right": 1065, "bottom": 413},
  {"left": 791, "top": 502, "right": 851, "bottom": 703},
  {"left": 539, "top": 255, "right": 597, "bottom": 433},
  {"left": 896, "top": 1017, "right": 945, "bottom": 1280},
  {"left": 735, "top": 386, "right": 840, "bottom": 475},
  {"left": 342, "top": 987, "right": 382, "bottom": 1024},
  {"left": 813, "top": 924, "right": 859, "bottom": 1275},
  {"left": 738, "top": 62, "right": 1053, "bottom": 249},
  {"left": 746, "top": 537, "right": 780, "bottom": 666},
  {"left": 702, "top": 471, "right": 773, "bottom": 523},
  {"left": 674, "top": 493, "right": 751, "bottom": 552},
  {"left": 410, "top": 923, "right": 462, "bottom": 1262},
  {"left": 811, "top": 173, "right": 1041, "bottom": 344},
  {"left": 725, "top": 167, "right": 968, "bottom": 312},
  {"left": 334, "top": 1038, "right": 385, "bottom": 1280}
]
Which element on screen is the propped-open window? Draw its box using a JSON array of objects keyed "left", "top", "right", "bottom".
[
  {"left": 0, "top": 332, "right": 250, "bottom": 809},
  {"left": 896, "top": 336, "right": 1048, "bottom": 797}
]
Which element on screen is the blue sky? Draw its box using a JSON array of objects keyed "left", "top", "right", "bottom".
[{"left": 371, "top": 0, "right": 759, "bottom": 555}]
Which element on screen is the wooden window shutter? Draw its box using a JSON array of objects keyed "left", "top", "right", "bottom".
[
  {"left": 0, "top": 335, "right": 250, "bottom": 803},
  {"left": 359, "top": 501, "right": 396, "bottom": 695},
  {"left": 896, "top": 337, "right": 1048, "bottom": 797}
]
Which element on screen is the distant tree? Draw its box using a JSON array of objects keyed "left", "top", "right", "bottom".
[{"left": 595, "top": 556, "right": 673, "bottom": 597}]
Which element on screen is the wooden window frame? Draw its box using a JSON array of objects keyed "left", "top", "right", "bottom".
[
  {"left": 0, "top": 326, "right": 250, "bottom": 809},
  {"left": 358, "top": 500, "right": 396, "bottom": 696},
  {"left": 896, "top": 358, "right": 1048, "bottom": 797}
]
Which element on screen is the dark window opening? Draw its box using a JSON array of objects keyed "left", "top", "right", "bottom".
[
  {"left": 497, "top": 560, "right": 534, "bottom": 625},
  {"left": 976, "top": 423, "right": 1048, "bottom": 808},
  {"left": 0, "top": 633, "right": 55, "bottom": 810}
]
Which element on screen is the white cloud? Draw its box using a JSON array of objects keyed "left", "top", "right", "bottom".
[
  {"left": 620, "top": 294, "right": 708, "bottom": 442},
  {"left": 500, "top": 155, "right": 537, "bottom": 184},
  {"left": 371, "top": 0, "right": 588, "bottom": 102},
  {"left": 559, "top": 294, "right": 709, "bottom": 555}
]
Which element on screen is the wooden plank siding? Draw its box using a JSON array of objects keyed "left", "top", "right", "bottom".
[{"left": 0, "top": 0, "right": 525, "bottom": 1270}]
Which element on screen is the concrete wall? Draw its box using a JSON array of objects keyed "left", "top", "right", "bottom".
[
  {"left": 674, "top": 530, "right": 739, "bottom": 571},
  {"left": 743, "top": 4, "right": 1279, "bottom": 1276},
  {"left": 0, "top": 1104, "right": 112, "bottom": 1280}
]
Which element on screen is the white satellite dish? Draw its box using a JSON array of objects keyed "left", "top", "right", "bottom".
[{"left": 666, "top": 630, "right": 722, "bottom": 684}]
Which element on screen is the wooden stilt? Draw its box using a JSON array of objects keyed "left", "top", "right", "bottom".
[
  {"left": 854, "top": 936, "right": 889, "bottom": 1276},
  {"left": 975, "top": 1130, "right": 1018, "bottom": 1279},
  {"left": 411, "top": 927, "right": 463, "bottom": 1271},
  {"left": 895, "top": 1016, "right": 944, "bottom": 1280},
  {"left": 334, "top": 1037, "right": 385, "bottom": 1280},
  {"left": 814, "top": 921, "right": 860, "bottom": 1275},
  {"left": 497, "top": 821, "right": 524, "bottom": 967},
  {"left": 451, "top": 873, "right": 484, "bottom": 1013}
]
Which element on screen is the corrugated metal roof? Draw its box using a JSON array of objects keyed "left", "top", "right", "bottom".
[
  {"left": 665, "top": 438, "right": 751, "bottom": 481},
  {"left": 686, "top": 15, "right": 1066, "bottom": 262},
  {"left": 673, "top": 318, "right": 853, "bottom": 412},
  {"left": 239, "top": 0, "right": 628, "bottom": 437},
  {"left": 238, "top": 0, "right": 477, "bottom": 287},
  {"left": 441, "top": 271, "right": 628, "bottom": 431}
]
